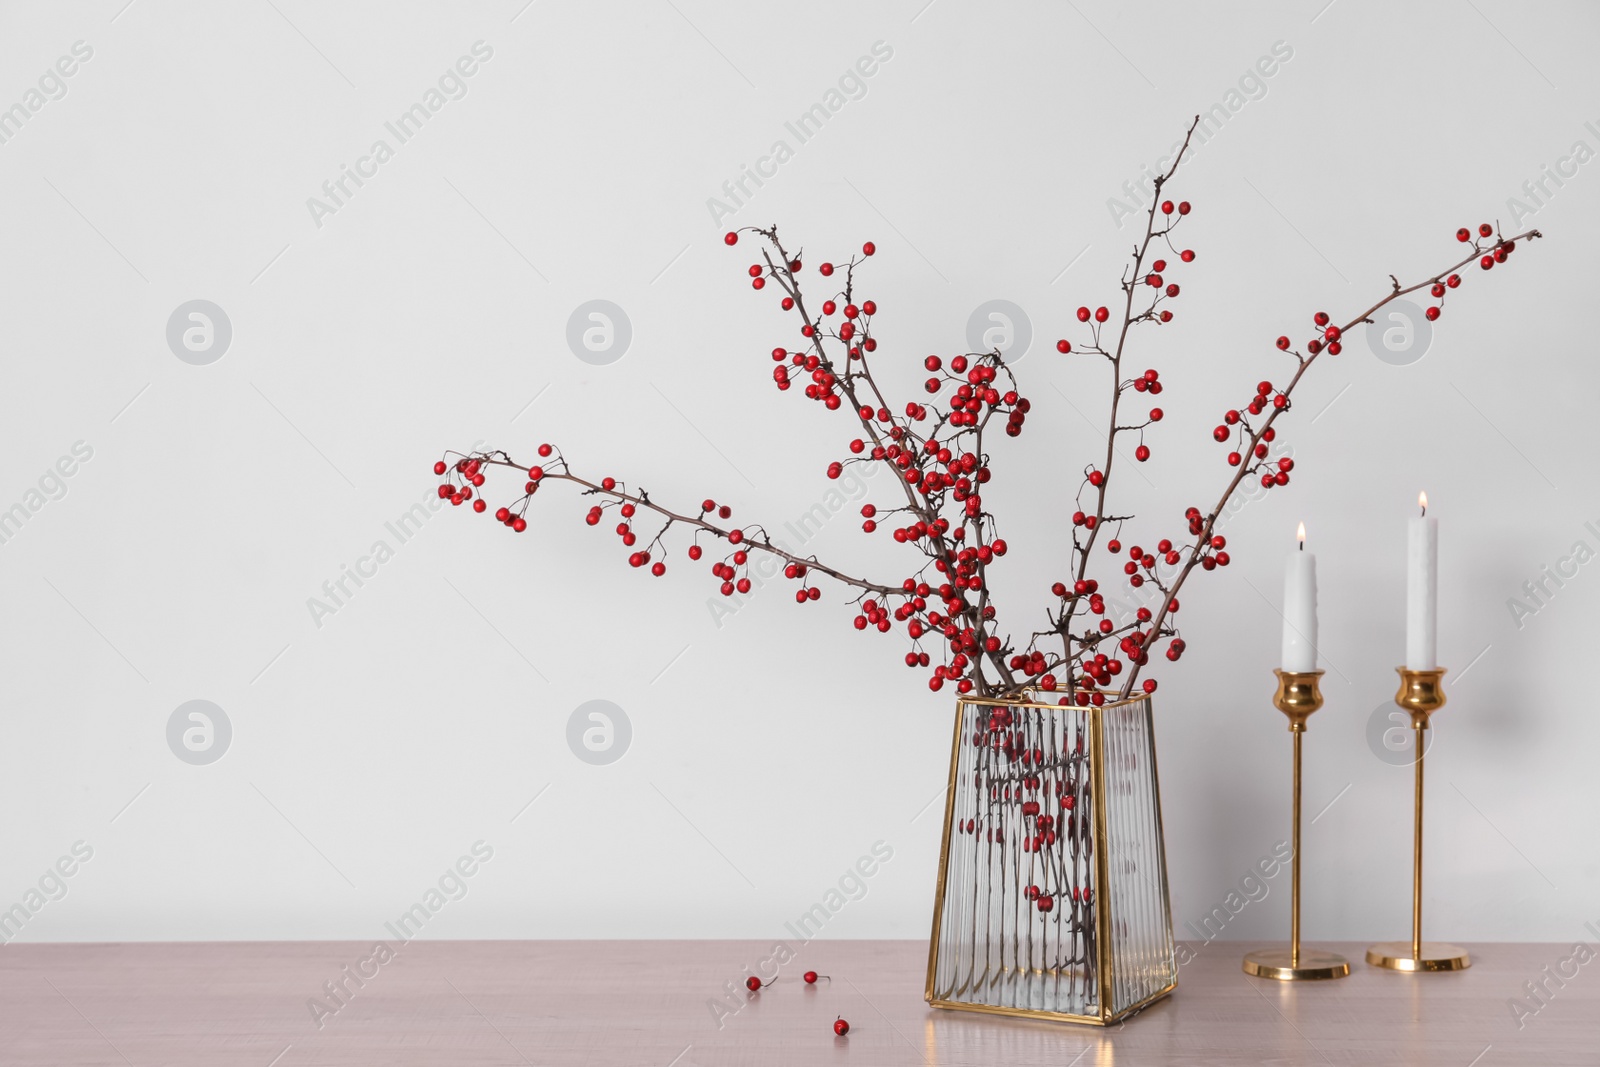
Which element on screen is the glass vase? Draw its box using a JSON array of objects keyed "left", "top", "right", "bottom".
[{"left": 925, "top": 690, "right": 1177, "bottom": 1024}]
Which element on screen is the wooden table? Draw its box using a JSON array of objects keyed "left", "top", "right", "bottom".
[{"left": 2, "top": 940, "right": 1593, "bottom": 1065}]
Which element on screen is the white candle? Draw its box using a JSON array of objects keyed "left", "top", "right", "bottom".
[
  {"left": 1407, "top": 492, "right": 1438, "bottom": 670},
  {"left": 1282, "top": 522, "right": 1318, "bottom": 672}
]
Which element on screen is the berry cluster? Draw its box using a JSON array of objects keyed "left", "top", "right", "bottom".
[{"left": 440, "top": 118, "right": 1541, "bottom": 703}]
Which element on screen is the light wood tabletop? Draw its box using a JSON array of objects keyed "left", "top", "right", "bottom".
[{"left": 1, "top": 939, "right": 1593, "bottom": 1065}]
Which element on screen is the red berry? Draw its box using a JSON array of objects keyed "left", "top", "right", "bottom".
[
  {"left": 1479, "top": 223, "right": 1493, "bottom": 238},
  {"left": 1056, "top": 339, "right": 1071, "bottom": 353},
  {"left": 1178, "top": 201, "right": 1191, "bottom": 215},
  {"left": 1276, "top": 336, "right": 1290, "bottom": 350},
  {"left": 724, "top": 231, "right": 738, "bottom": 245},
  {"left": 834, "top": 1018, "right": 850, "bottom": 1036},
  {"left": 1456, "top": 228, "right": 1471, "bottom": 242},
  {"left": 862, "top": 241, "right": 875, "bottom": 255},
  {"left": 1076, "top": 307, "right": 1091, "bottom": 322},
  {"left": 1135, "top": 444, "right": 1150, "bottom": 462},
  {"left": 433, "top": 461, "right": 447, "bottom": 475},
  {"left": 1094, "top": 306, "right": 1109, "bottom": 323},
  {"left": 1213, "top": 426, "right": 1229, "bottom": 442},
  {"left": 1180, "top": 249, "right": 1195, "bottom": 262},
  {"left": 511, "top": 517, "right": 527, "bottom": 533},
  {"left": 1161, "top": 200, "right": 1174, "bottom": 214},
  {"left": 819, "top": 263, "right": 834, "bottom": 276},
  {"left": 746, "top": 976, "right": 762, "bottom": 992},
  {"left": 1143, "top": 679, "right": 1157, "bottom": 694}
]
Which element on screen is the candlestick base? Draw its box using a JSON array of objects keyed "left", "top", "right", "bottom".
[
  {"left": 1364, "top": 941, "right": 1470, "bottom": 972},
  {"left": 1242, "top": 948, "right": 1350, "bottom": 981}
]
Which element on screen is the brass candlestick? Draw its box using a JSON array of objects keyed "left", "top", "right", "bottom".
[
  {"left": 1366, "top": 667, "right": 1471, "bottom": 972},
  {"left": 1243, "top": 670, "right": 1351, "bottom": 981}
]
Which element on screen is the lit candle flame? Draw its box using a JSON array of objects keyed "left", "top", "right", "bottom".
[
  {"left": 1419, "top": 490, "right": 1428, "bottom": 517},
  {"left": 1297, "top": 521, "right": 1306, "bottom": 549}
]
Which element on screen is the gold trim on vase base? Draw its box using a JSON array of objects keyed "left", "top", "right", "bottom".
[
  {"left": 1365, "top": 941, "right": 1471, "bottom": 972},
  {"left": 1242, "top": 948, "right": 1351, "bottom": 981}
]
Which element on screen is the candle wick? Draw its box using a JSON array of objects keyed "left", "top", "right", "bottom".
[
  {"left": 1421, "top": 506, "right": 1426, "bottom": 517},
  {"left": 1298, "top": 541, "right": 1304, "bottom": 551}
]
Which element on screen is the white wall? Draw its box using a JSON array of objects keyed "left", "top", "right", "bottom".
[{"left": 1, "top": 0, "right": 1596, "bottom": 947}]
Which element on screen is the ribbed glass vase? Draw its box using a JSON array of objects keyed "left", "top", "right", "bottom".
[{"left": 925, "top": 691, "right": 1177, "bottom": 1024}]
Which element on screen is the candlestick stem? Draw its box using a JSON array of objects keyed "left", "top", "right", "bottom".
[
  {"left": 1366, "top": 667, "right": 1471, "bottom": 972},
  {"left": 1412, "top": 720, "right": 1424, "bottom": 961},
  {"left": 1291, "top": 728, "right": 1302, "bottom": 968}
]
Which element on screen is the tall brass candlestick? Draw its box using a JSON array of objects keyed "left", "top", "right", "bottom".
[
  {"left": 1366, "top": 667, "right": 1471, "bottom": 972},
  {"left": 1243, "top": 670, "right": 1351, "bottom": 981}
]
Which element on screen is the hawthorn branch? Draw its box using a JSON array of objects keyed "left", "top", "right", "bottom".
[
  {"left": 473, "top": 454, "right": 902, "bottom": 597},
  {"left": 1063, "top": 115, "right": 1201, "bottom": 679},
  {"left": 1117, "top": 226, "right": 1544, "bottom": 698},
  {"left": 753, "top": 230, "right": 1019, "bottom": 693}
]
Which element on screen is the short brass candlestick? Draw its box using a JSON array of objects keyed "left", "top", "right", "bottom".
[
  {"left": 1243, "top": 670, "right": 1351, "bottom": 981},
  {"left": 1366, "top": 667, "right": 1471, "bottom": 972}
]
